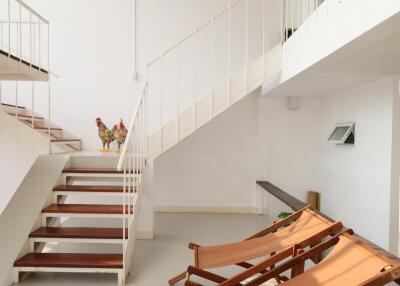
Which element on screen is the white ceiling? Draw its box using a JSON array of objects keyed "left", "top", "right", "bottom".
[{"left": 265, "top": 10, "right": 400, "bottom": 97}]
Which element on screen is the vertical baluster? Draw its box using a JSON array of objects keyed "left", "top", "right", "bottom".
[
  {"left": 299, "top": 0, "right": 302, "bottom": 29},
  {"left": 31, "top": 81, "right": 34, "bottom": 129},
  {"left": 227, "top": 4, "right": 231, "bottom": 106},
  {"left": 39, "top": 19, "right": 41, "bottom": 69},
  {"left": 262, "top": 0, "right": 266, "bottom": 80},
  {"left": 291, "top": 0, "right": 294, "bottom": 36},
  {"left": 285, "top": 0, "right": 288, "bottom": 40},
  {"left": 193, "top": 34, "right": 197, "bottom": 130},
  {"left": 244, "top": 0, "right": 249, "bottom": 96},
  {"left": 8, "top": 0, "right": 11, "bottom": 58},
  {"left": 0, "top": 82, "right": 2, "bottom": 105},
  {"left": 177, "top": 41, "right": 180, "bottom": 141},
  {"left": 160, "top": 54, "right": 164, "bottom": 153},
  {"left": 315, "top": 0, "right": 318, "bottom": 23},
  {"left": 19, "top": 0, "right": 22, "bottom": 63},
  {"left": 210, "top": 16, "right": 214, "bottom": 117},
  {"left": 30, "top": 11, "right": 32, "bottom": 66},
  {"left": 122, "top": 156, "right": 126, "bottom": 280},
  {"left": 15, "top": 81, "right": 18, "bottom": 119},
  {"left": 48, "top": 24, "right": 51, "bottom": 153}
]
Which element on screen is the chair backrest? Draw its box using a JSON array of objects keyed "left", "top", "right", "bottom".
[
  {"left": 281, "top": 233, "right": 400, "bottom": 286},
  {"left": 197, "top": 209, "right": 338, "bottom": 269}
]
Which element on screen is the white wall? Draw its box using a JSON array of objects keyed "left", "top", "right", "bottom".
[
  {"left": 0, "top": 108, "right": 49, "bottom": 214},
  {"left": 256, "top": 96, "right": 320, "bottom": 218},
  {"left": 8, "top": 0, "right": 135, "bottom": 151},
  {"left": 258, "top": 77, "right": 397, "bottom": 249},
  {"left": 317, "top": 78, "right": 394, "bottom": 249},
  {"left": 154, "top": 91, "right": 258, "bottom": 212},
  {"left": 0, "top": 154, "right": 68, "bottom": 286}
]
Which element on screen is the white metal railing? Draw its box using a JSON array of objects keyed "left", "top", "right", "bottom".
[
  {"left": 283, "top": 0, "right": 330, "bottom": 41},
  {"left": 0, "top": 0, "right": 50, "bottom": 72},
  {"left": 0, "top": 80, "right": 53, "bottom": 153},
  {"left": 117, "top": 0, "right": 285, "bottom": 282},
  {"left": 0, "top": 0, "right": 52, "bottom": 152}
]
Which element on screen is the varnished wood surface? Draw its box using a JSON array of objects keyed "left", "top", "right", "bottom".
[
  {"left": 53, "top": 185, "right": 134, "bottom": 193},
  {"left": 30, "top": 227, "right": 128, "bottom": 239},
  {"left": 42, "top": 204, "right": 133, "bottom": 214},
  {"left": 14, "top": 253, "right": 123, "bottom": 268}
]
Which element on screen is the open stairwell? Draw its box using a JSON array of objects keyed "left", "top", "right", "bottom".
[{"left": 13, "top": 156, "right": 141, "bottom": 286}]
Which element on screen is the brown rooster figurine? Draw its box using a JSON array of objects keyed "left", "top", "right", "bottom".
[
  {"left": 112, "top": 118, "right": 128, "bottom": 153},
  {"left": 96, "top": 117, "right": 114, "bottom": 152}
]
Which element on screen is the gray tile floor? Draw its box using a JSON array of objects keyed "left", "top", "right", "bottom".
[{"left": 17, "top": 212, "right": 273, "bottom": 286}]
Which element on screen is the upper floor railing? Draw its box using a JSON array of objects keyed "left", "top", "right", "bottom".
[
  {"left": 283, "top": 0, "right": 329, "bottom": 41},
  {"left": 0, "top": 0, "right": 50, "bottom": 73}
]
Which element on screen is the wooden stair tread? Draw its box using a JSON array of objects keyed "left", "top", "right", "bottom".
[
  {"left": 54, "top": 185, "right": 133, "bottom": 193},
  {"left": 30, "top": 227, "right": 127, "bottom": 239},
  {"left": 62, "top": 168, "right": 128, "bottom": 174},
  {"left": 8, "top": 112, "right": 44, "bottom": 120},
  {"left": 1, "top": 103, "right": 25, "bottom": 109},
  {"left": 35, "top": 127, "right": 62, "bottom": 131},
  {"left": 51, "top": 139, "right": 81, "bottom": 142},
  {"left": 42, "top": 204, "right": 133, "bottom": 214},
  {"left": 14, "top": 253, "right": 122, "bottom": 269}
]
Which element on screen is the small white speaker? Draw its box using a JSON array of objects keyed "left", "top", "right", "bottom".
[{"left": 287, "top": 97, "right": 302, "bottom": 110}]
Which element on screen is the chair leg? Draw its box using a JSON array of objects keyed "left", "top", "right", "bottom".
[{"left": 169, "top": 271, "right": 187, "bottom": 285}]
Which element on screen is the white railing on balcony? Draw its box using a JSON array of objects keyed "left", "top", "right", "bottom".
[
  {"left": 0, "top": 0, "right": 50, "bottom": 72},
  {"left": 117, "top": 0, "right": 284, "bottom": 282},
  {"left": 0, "top": 0, "right": 52, "bottom": 152},
  {"left": 283, "top": 0, "right": 330, "bottom": 41}
]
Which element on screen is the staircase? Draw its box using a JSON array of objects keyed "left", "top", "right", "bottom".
[
  {"left": 7, "top": 0, "right": 284, "bottom": 285},
  {"left": 13, "top": 163, "right": 140, "bottom": 286},
  {"left": 0, "top": 102, "right": 82, "bottom": 152}
]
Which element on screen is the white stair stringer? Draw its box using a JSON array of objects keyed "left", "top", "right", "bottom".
[{"left": 148, "top": 44, "right": 282, "bottom": 159}]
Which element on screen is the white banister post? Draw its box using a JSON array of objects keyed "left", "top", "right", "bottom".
[
  {"left": 8, "top": 0, "right": 11, "bottom": 57},
  {"left": 160, "top": 54, "right": 164, "bottom": 153},
  {"left": 146, "top": 65, "right": 149, "bottom": 160},
  {"left": 48, "top": 23, "right": 51, "bottom": 153},
  {"left": 315, "top": 0, "right": 318, "bottom": 23},
  {"left": 30, "top": 11, "right": 32, "bottom": 66},
  {"left": 177, "top": 41, "right": 180, "bottom": 141},
  {"left": 210, "top": 16, "right": 214, "bottom": 117},
  {"left": 285, "top": 0, "right": 288, "bottom": 40},
  {"left": 31, "top": 81, "right": 34, "bottom": 128},
  {"left": 15, "top": 81, "right": 18, "bottom": 119},
  {"left": 39, "top": 19, "right": 41, "bottom": 69},
  {"left": 299, "top": 0, "right": 302, "bottom": 30},
  {"left": 193, "top": 32, "right": 197, "bottom": 130},
  {"left": 0, "top": 82, "right": 2, "bottom": 105},
  {"left": 122, "top": 157, "right": 126, "bottom": 280},
  {"left": 262, "top": 0, "right": 266, "bottom": 80},
  {"left": 227, "top": 4, "right": 232, "bottom": 106},
  {"left": 291, "top": 0, "right": 294, "bottom": 35},
  {"left": 244, "top": 0, "right": 249, "bottom": 95},
  {"left": 19, "top": 0, "right": 22, "bottom": 62}
]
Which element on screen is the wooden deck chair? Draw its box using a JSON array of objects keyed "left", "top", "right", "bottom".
[
  {"left": 185, "top": 229, "right": 400, "bottom": 286},
  {"left": 169, "top": 207, "right": 343, "bottom": 285}
]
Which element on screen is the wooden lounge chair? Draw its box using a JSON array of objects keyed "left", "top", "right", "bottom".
[
  {"left": 169, "top": 207, "right": 343, "bottom": 285},
  {"left": 183, "top": 229, "right": 400, "bottom": 286}
]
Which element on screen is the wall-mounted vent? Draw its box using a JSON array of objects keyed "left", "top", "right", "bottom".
[{"left": 328, "top": 122, "right": 355, "bottom": 145}]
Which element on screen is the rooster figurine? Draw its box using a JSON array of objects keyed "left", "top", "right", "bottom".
[
  {"left": 112, "top": 118, "right": 128, "bottom": 153},
  {"left": 96, "top": 117, "right": 114, "bottom": 152}
]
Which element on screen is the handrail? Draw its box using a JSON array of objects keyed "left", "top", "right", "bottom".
[
  {"left": 16, "top": 0, "right": 49, "bottom": 24},
  {"left": 117, "top": 80, "right": 147, "bottom": 170}
]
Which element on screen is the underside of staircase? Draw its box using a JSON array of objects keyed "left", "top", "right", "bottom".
[
  {"left": 13, "top": 166, "right": 138, "bottom": 286},
  {"left": 1, "top": 102, "right": 82, "bottom": 153}
]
